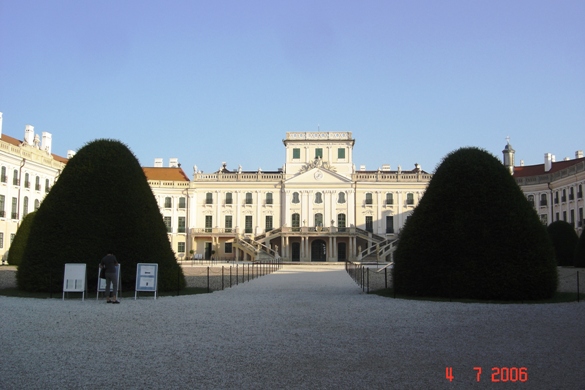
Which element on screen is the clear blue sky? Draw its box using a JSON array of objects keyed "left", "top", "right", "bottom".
[{"left": 1, "top": 1, "right": 583, "bottom": 174}]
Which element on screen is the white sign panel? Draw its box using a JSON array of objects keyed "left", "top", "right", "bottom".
[
  {"left": 63, "top": 263, "right": 86, "bottom": 300},
  {"left": 135, "top": 263, "right": 158, "bottom": 299}
]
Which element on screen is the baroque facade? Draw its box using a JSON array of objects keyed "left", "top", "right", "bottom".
[
  {"left": 147, "top": 132, "right": 431, "bottom": 262},
  {"left": 503, "top": 141, "right": 585, "bottom": 235},
  {"left": 1, "top": 110, "right": 582, "bottom": 264},
  {"left": 0, "top": 112, "right": 69, "bottom": 261}
]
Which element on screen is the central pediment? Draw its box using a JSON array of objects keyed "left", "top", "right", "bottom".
[{"left": 285, "top": 167, "right": 352, "bottom": 185}]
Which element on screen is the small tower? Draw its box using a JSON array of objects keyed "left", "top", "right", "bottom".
[{"left": 502, "top": 137, "right": 515, "bottom": 175}]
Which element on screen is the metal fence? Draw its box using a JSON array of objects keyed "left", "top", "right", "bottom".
[
  {"left": 345, "top": 261, "right": 584, "bottom": 302},
  {"left": 184, "top": 260, "right": 283, "bottom": 293}
]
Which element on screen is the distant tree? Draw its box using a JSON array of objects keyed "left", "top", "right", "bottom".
[
  {"left": 575, "top": 231, "right": 585, "bottom": 268},
  {"left": 393, "top": 147, "right": 557, "bottom": 300},
  {"left": 547, "top": 221, "right": 579, "bottom": 266},
  {"left": 17, "top": 139, "right": 185, "bottom": 292},
  {"left": 6, "top": 212, "right": 36, "bottom": 266}
]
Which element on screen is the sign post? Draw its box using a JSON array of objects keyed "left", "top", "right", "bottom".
[
  {"left": 135, "top": 263, "right": 158, "bottom": 300},
  {"left": 62, "top": 263, "right": 87, "bottom": 301}
]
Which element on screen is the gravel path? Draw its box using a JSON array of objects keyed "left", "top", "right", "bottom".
[{"left": 0, "top": 265, "right": 584, "bottom": 389}]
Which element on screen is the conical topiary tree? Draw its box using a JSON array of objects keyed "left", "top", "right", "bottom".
[
  {"left": 7, "top": 211, "right": 36, "bottom": 266},
  {"left": 547, "top": 220, "right": 579, "bottom": 266},
  {"left": 17, "top": 139, "right": 185, "bottom": 292},
  {"left": 575, "top": 231, "right": 585, "bottom": 268},
  {"left": 393, "top": 147, "right": 557, "bottom": 300}
]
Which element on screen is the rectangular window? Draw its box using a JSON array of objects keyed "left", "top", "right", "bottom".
[
  {"left": 206, "top": 193, "right": 213, "bottom": 205},
  {"left": 245, "top": 193, "right": 253, "bottom": 205},
  {"left": 540, "top": 194, "right": 547, "bottom": 207},
  {"left": 569, "top": 187, "right": 575, "bottom": 201},
  {"left": 386, "top": 216, "right": 394, "bottom": 234},
  {"left": 10, "top": 233, "right": 15, "bottom": 244},
  {"left": 164, "top": 197, "right": 172, "bottom": 208},
  {"left": 0, "top": 195, "right": 4, "bottom": 218},
  {"left": 292, "top": 213, "right": 300, "bottom": 232},
  {"left": 337, "top": 214, "right": 346, "bottom": 232},
  {"left": 337, "top": 148, "right": 345, "bottom": 159},
  {"left": 225, "top": 215, "right": 232, "bottom": 233},
  {"left": 365, "top": 216, "right": 373, "bottom": 233},
  {"left": 178, "top": 217, "right": 186, "bottom": 233},
  {"left": 315, "top": 148, "right": 323, "bottom": 159},
  {"left": 293, "top": 148, "right": 300, "bottom": 159},
  {"left": 178, "top": 242, "right": 185, "bottom": 253},
  {"left": 555, "top": 212, "right": 559, "bottom": 221},
  {"left": 386, "top": 193, "right": 393, "bottom": 205},
  {"left": 225, "top": 242, "right": 233, "bottom": 253},
  {"left": 365, "top": 193, "right": 373, "bottom": 205},
  {"left": 265, "top": 215, "right": 273, "bottom": 232},
  {"left": 266, "top": 193, "right": 273, "bottom": 205},
  {"left": 178, "top": 197, "right": 186, "bottom": 208},
  {"left": 0, "top": 167, "right": 6, "bottom": 183},
  {"left": 245, "top": 215, "right": 253, "bottom": 234},
  {"left": 225, "top": 192, "right": 233, "bottom": 205},
  {"left": 164, "top": 216, "right": 172, "bottom": 233},
  {"left": 205, "top": 215, "right": 213, "bottom": 232},
  {"left": 406, "top": 193, "right": 414, "bottom": 205},
  {"left": 45, "top": 179, "right": 50, "bottom": 193},
  {"left": 579, "top": 208, "right": 584, "bottom": 227},
  {"left": 35, "top": 177, "right": 41, "bottom": 191},
  {"left": 0, "top": 232, "right": 3, "bottom": 248},
  {"left": 570, "top": 210, "right": 575, "bottom": 227},
  {"left": 540, "top": 214, "right": 548, "bottom": 225},
  {"left": 11, "top": 197, "right": 17, "bottom": 219},
  {"left": 13, "top": 170, "right": 19, "bottom": 186},
  {"left": 563, "top": 211, "right": 567, "bottom": 221}
]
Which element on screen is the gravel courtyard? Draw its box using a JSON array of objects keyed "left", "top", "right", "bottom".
[{"left": 0, "top": 264, "right": 584, "bottom": 389}]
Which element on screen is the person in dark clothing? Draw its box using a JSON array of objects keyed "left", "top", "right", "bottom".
[{"left": 100, "top": 251, "right": 119, "bottom": 303}]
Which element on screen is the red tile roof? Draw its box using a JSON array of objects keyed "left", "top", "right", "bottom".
[
  {"left": 143, "top": 167, "right": 190, "bottom": 182},
  {"left": 513, "top": 157, "right": 585, "bottom": 178}
]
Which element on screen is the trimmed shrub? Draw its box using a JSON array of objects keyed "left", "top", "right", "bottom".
[
  {"left": 7, "top": 212, "right": 36, "bottom": 266},
  {"left": 575, "top": 231, "right": 585, "bottom": 268},
  {"left": 547, "top": 220, "right": 579, "bottom": 266},
  {"left": 393, "top": 147, "right": 557, "bottom": 300},
  {"left": 17, "top": 139, "right": 185, "bottom": 292}
]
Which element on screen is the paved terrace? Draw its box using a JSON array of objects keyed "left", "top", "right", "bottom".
[{"left": 0, "top": 264, "right": 583, "bottom": 389}]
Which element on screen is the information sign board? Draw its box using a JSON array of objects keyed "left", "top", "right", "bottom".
[
  {"left": 135, "top": 263, "right": 158, "bottom": 300},
  {"left": 62, "top": 263, "right": 87, "bottom": 301}
]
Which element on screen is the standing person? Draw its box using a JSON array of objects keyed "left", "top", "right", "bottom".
[{"left": 100, "top": 251, "right": 120, "bottom": 303}]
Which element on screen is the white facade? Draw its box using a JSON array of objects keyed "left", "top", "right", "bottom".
[
  {"left": 149, "top": 132, "right": 432, "bottom": 262},
  {"left": 0, "top": 113, "right": 67, "bottom": 261},
  {"left": 505, "top": 144, "right": 585, "bottom": 236}
]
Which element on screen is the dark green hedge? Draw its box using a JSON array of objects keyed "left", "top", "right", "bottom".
[
  {"left": 17, "top": 139, "right": 185, "bottom": 292},
  {"left": 547, "top": 220, "right": 579, "bottom": 266},
  {"left": 393, "top": 147, "right": 557, "bottom": 300},
  {"left": 7, "top": 212, "right": 36, "bottom": 266}
]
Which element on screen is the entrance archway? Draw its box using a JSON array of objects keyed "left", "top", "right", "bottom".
[{"left": 311, "top": 239, "right": 327, "bottom": 262}]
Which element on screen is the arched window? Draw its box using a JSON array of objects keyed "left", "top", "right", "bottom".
[
  {"left": 266, "top": 192, "right": 273, "bottom": 205},
  {"left": 0, "top": 166, "right": 6, "bottom": 183},
  {"left": 315, "top": 192, "right": 323, "bottom": 204},
  {"left": 24, "top": 173, "right": 30, "bottom": 188},
  {"left": 35, "top": 176, "right": 41, "bottom": 191},
  {"left": 45, "top": 178, "right": 50, "bottom": 193},
  {"left": 527, "top": 195, "right": 535, "bottom": 207},
  {"left": 205, "top": 193, "right": 213, "bottom": 205},
  {"left": 23, "top": 196, "right": 29, "bottom": 216},
  {"left": 314, "top": 213, "right": 323, "bottom": 227},
  {"left": 292, "top": 192, "right": 300, "bottom": 204},
  {"left": 540, "top": 194, "right": 547, "bottom": 206},
  {"left": 245, "top": 192, "right": 253, "bottom": 205},
  {"left": 13, "top": 169, "right": 19, "bottom": 186},
  {"left": 34, "top": 199, "right": 40, "bottom": 210},
  {"left": 337, "top": 192, "right": 346, "bottom": 203},
  {"left": 164, "top": 197, "right": 172, "bottom": 208}
]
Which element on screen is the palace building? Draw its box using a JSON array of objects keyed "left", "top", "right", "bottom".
[
  {"left": 1, "top": 110, "right": 583, "bottom": 263},
  {"left": 146, "top": 132, "right": 431, "bottom": 262}
]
